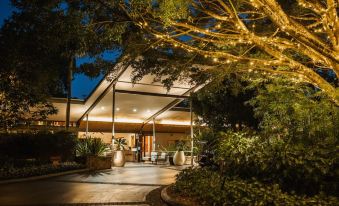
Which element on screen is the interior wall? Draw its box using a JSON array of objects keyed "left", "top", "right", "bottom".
[
  {"left": 78, "top": 132, "right": 136, "bottom": 147},
  {"left": 78, "top": 131, "right": 189, "bottom": 150},
  {"left": 154, "top": 133, "right": 188, "bottom": 151}
]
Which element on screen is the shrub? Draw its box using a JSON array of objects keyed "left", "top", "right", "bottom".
[
  {"left": 174, "top": 168, "right": 338, "bottom": 206},
  {"left": 0, "top": 131, "right": 77, "bottom": 162},
  {"left": 215, "top": 131, "right": 338, "bottom": 196},
  {"left": 0, "top": 162, "right": 85, "bottom": 180},
  {"left": 76, "top": 137, "right": 108, "bottom": 157}
]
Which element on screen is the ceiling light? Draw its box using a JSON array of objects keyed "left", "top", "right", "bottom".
[
  {"left": 147, "top": 109, "right": 151, "bottom": 113},
  {"left": 133, "top": 108, "right": 137, "bottom": 112},
  {"left": 116, "top": 108, "right": 120, "bottom": 111},
  {"left": 100, "top": 106, "right": 105, "bottom": 110}
]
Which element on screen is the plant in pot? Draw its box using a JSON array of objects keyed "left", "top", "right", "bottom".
[
  {"left": 113, "top": 138, "right": 127, "bottom": 167},
  {"left": 159, "top": 144, "right": 176, "bottom": 165},
  {"left": 173, "top": 140, "right": 188, "bottom": 166},
  {"left": 76, "top": 137, "right": 110, "bottom": 170}
]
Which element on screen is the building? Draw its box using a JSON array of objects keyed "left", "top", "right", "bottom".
[{"left": 44, "top": 61, "right": 201, "bottom": 161}]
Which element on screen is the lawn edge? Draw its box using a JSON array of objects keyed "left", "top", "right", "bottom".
[{"left": 0, "top": 168, "right": 90, "bottom": 184}]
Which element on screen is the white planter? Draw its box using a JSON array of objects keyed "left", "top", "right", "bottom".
[
  {"left": 173, "top": 151, "right": 186, "bottom": 166},
  {"left": 113, "top": 150, "right": 125, "bottom": 167}
]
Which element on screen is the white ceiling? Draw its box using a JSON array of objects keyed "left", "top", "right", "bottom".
[{"left": 48, "top": 65, "right": 195, "bottom": 125}]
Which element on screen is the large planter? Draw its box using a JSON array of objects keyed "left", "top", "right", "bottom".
[
  {"left": 87, "top": 156, "right": 112, "bottom": 170},
  {"left": 173, "top": 151, "right": 186, "bottom": 166},
  {"left": 113, "top": 150, "right": 125, "bottom": 167}
]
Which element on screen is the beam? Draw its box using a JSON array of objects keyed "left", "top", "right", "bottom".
[
  {"left": 140, "top": 85, "right": 199, "bottom": 131},
  {"left": 112, "top": 83, "right": 116, "bottom": 139},
  {"left": 190, "top": 95, "right": 194, "bottom": 165},
  {"left": 117, "top": 80, "right": 191, "bottom": 90},
  {"left": 77, "top": 58, "right": 130, "bottom": 125},
  {"left": 115, "top": 89, "right": 189, "bottom": 99},
  {"left": 152, "top": 117, "right": 156, "bottom": 152},
  {"left": 85, "top": 114, "right": 89, "bottom": 136}
]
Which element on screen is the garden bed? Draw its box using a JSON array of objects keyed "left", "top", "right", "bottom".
[
  {"left": 172, "top": 167, "right": 338, "bottom": 206},
  {"left": 161, "top": 185, "right": 199, "bottom": 206},
  {"left": 0, "top": 162, "right": 85, "bottom": 180}
]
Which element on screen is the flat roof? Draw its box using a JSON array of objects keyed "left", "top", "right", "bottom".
[{"left": 48, "top": 60, "right": 201, "bottom": 128}]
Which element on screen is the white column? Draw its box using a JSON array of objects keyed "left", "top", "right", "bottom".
[
  {"left": 152, "top": 117, "right": 156, "bottom": 151},
  {"left": 148, "top": 136, "right": 151, "bottom": 156},
  {"left": 190, "top": 96, "right": 194, "bottom": 165},
  {"left": 85, "top": 114, "right": 89, "bottom": 137},
  {"left": 112, "top": 84, "right": 116, "bottom": 149}
]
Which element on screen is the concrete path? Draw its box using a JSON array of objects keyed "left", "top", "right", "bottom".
[{"left": 0, "top": 163, "right": 187, "bottom": 205}]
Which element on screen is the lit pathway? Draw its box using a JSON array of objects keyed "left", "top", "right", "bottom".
[{"left": 0, "top": 163, "right": 187, "bottom": 205}]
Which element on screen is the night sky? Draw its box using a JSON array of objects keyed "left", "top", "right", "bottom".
[{"left": 0, "top": 0, "right": 120, "bottom": 99}]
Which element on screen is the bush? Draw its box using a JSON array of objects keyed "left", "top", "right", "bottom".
[
  {"left": 0, "top": 162, "right": 85, "bottom": 180},
  {"left": 215, "top": 131, "right": 338, "bottom": 196},
  {"left": 0, "top": 131, "right": 77, "bottom": 162},
  {"left": 76, "top": 137, "right": 108, "bottom": 157},
  {"left": 174, "top": 168, "right": 338, "bottom": 206}
]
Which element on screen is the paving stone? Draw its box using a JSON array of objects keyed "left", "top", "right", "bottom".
[{"left": 0, "top": 163, "right": 182, "bottom": 205}]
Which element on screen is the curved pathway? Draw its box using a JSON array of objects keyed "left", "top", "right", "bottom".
[{"left": 0, "top": 163, "right": 187, "bottom": 205}]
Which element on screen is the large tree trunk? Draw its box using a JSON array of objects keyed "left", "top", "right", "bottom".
[{"left": 65, "top": 58, "right": 74, "bottom": 130}]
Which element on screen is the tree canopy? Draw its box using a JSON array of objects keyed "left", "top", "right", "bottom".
[
  {"left": 192, "top": 73, "right": 258, "bottom": 131},
  {"left": 0, "top": 0, "right": 131, "bottom": 129},
  {"left": 109, "top": 0, "right": 339, "bottom": 105}
]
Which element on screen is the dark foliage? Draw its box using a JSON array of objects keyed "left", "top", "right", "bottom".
[
  {"left": 0, "top": 162, "right": 85, "bottom": 180},
  {"left": 174, "top": 167, "right": 338, "bottom": 206},
  {"left": 215, "top": 131, "right": 338, "bottom": 196},
  {"left": 0, "top": 0, "right": 132, "bottom": 129},
  {"left": 192, "top": 73, "right": 258, "bottom": 130},
  {"left": 0, "top": 131, "right": 77, "bottom": 162}
]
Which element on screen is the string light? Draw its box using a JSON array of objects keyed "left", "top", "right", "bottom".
[{"left": 133, "top": 0, "right": 339, "bottom": 104}]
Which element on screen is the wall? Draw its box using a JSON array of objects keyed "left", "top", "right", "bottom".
[
  {"left": 78, "top": 131, "right": 190, "bottom": 150},
  {"left": 78, "top": 132, "right": 136, "bottom": 146}
]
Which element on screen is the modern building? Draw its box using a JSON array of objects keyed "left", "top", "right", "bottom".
[{"left": 43, "top": 60, "right": 201, "bottom": 161}]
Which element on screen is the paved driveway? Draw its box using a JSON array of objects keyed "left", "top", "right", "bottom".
[{"left": 0, "top": 163, "right": 185, "bottom": 205}]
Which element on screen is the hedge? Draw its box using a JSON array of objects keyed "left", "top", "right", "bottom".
[
  {"left": 173, "top": 168, "right": 338, "bottom": 206},
  {"left": 0, "top": 131, "right": 77, "bottom": 162}
]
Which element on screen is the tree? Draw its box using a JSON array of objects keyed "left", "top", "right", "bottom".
[
  {"left": 248, "top": 76, "right": 339, "bottom": 142},
  {"left": 112, "top": 0, "right": 338, "bottom": 105},
  {"left": 192, "top": 73, "right": 258, "bottom": 131},
  {"left": 0, "top": 0, "right": 130, "bottom": 129}
]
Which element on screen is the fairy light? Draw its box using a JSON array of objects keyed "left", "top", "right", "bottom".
[{"left": 129, "top": 0, "right": 339, "bottom": 105}]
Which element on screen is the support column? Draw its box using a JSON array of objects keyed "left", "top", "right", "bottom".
[
  {"left": 112, "top": 84, "right": 116, "bottom": 149},
  {"left": 148, "top": 136, "right": 151, "bottom": 156},
  {"left": 152, "top": 117, "right": 156, "bottom": 151},
  {"left": 190, "top": 95, "right": 194, "bottom": 165},
  {"left": 85, "top": 114, "right": 89, "bottom": 137}
]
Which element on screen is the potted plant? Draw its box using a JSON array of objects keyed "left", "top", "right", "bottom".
[
  {"left": 113, "top": 138, "right": 127, "bottom": 167},
  {"left": 173, "top": 140, "right": 187, "bottom": 166},
  {"left": 159, "top": 144, "right": 176, "bottom": 165},
  {"left": 76, "top": 137, "right": 111, "bottom": 170}
]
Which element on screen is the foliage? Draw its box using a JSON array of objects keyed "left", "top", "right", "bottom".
[
  {"left": 0, "top": 0, "right": 132, "bottom": 129},
  {"left": 192, "top": 73, "right": 258, "bottom": 130},
  {"left": 0, "top": 131, "right": 77, "bottom": 161},
  {"left": 119, "top": 0, "right": 339, "bottom": 104},
  {"left": 247, "top": 77, "right": 339, "bottom": 141},
  {"left": 115, "top": 138, "right": 127, "bottom": 150},
  {"left": 173, "top": 167, "right": 338, "bottom": 206},
  {"left": 76, "top": 137, "right": 108, "bottom": 157},
  {"left": 214, "top": 131, "right": 338, "bottom": 196},
  {"left": 0, "top": 162, "right": 85, "bottom": 180},
  {"left": 175, "top": 140, "right": 188, "bottom": 151}
]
